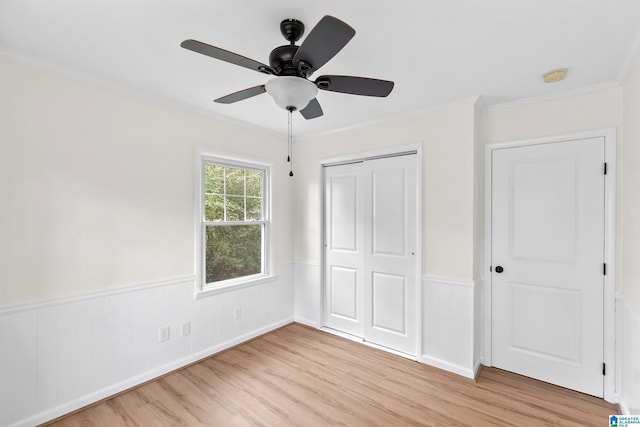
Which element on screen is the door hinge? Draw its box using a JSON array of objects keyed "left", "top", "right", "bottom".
[
  {"left": 602, "top": 363, "right": 606, "bottom": 376},
  {"left": 604, "top": 162, "right": 608, "bottom": 175},
  {"left": 603, "top": 263, "right": 607, "bottom": 275}
]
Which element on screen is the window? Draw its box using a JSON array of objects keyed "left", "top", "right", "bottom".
[{"left": 196, "top": 150, "right": 274, "bottom": 296}]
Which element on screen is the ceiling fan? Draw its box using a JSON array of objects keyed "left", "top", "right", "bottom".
[{"left": 180, "top": 15, "right": 394, "bottom": 119}]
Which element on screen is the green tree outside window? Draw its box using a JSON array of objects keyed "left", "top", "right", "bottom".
[{"left": 203, "top": 164, "right": 264, "bottom": 283}]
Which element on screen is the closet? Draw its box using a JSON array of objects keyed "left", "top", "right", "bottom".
[{"left": 323, "top": 153, "right": 418, "bottom": 355}]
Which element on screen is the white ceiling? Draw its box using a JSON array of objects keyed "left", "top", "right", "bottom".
[{"left": 1, "top": 0, "right": 639, "bottom": 138}]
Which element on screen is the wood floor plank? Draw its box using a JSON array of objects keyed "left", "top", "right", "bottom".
[{"left": 45, "top": 323, "right": 619, "bottom": 426}]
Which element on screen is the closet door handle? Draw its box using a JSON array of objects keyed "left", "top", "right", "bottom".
[{"left": 495, "top": 266, "right": 504, "bottom": 273}]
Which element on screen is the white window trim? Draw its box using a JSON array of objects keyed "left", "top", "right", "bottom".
[{"left": 194, "top": 147, "right": 276, "bottom": 298}]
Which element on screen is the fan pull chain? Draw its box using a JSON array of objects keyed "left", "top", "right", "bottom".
[{"left": 287, "top": 108, "right": 294, "bottom": 177}]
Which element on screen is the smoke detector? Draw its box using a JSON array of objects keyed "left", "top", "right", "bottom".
[{"left": 543, "top": 68, "right": 568, "bottom": 83}]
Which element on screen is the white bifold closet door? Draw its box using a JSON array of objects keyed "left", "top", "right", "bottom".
[{"left": 323, "top": 154, "right": 418, "bottom": 356}]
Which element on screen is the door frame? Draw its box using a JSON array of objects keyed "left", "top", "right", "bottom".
[
  {"left": 483, "top": 128, "right": 617, "bottom": 403},
  {"left": 318, "top": 143, "right": 423, "bottom": 357}
]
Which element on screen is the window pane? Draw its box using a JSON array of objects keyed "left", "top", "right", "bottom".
[
  {"left": 205, "top": 225, "right": 262, "bottom": 283},
  {"left": 204, "top": 164, "right": 224, "bottom": 194},
  {"left": 226, "top": 168, "right": 245, "bottom": 196},
  {"left": 246, "top": 197, "right": 262, "bottom": 221},
  {"left": 246, "top": 170, "right": 262, "bottom": 197},
  {"left": 226, "top": 196, "right": 244, "bottom": 221},
  {"left": 205, "top": 194, "right": 224, "bottom": 221}
]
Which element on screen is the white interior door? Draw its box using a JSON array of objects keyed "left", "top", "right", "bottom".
[
  {"left": 324, "top": 154, "right": 418, "bottom": 355},
  {"left": 491, "top": 137, "right": 605, "bottom": 397}
]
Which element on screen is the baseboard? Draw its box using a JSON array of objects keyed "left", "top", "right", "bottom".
[
  {"left": 619, "top": 400, "right": 631, "bottom": 417},
  {"left": 473, "top": 360, "right": 483, "bottom": 381},
  {"left": 294, "top": 316, "right": 321, "bottom": 329},
  {"left": 419, "top": 354, "right": 477, "bottom": 379},
  {"left": 12, "top": 317, "right": 293, "bottom": 427}
]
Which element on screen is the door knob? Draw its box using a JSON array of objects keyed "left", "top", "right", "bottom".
[{"left": 495, "top": 266, "right": 504, "bottom": 273}]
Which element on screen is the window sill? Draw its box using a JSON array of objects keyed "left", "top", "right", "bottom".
[{"left": 194, "top": 273, "right": 277, "bottom": 299}]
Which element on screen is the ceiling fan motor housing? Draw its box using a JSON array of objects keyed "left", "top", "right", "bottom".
[
  {"left": 269, "top": 45, "right": 299, "bottom": 75},
  {"left": 270, "top": 19, "right": 314, "bottom": 77}
]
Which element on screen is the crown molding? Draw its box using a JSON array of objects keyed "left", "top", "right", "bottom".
[
  {"left": 297, "top": 95, "right": 482, "bottom": 142},
  {"left": 0, "top": 48, "right": 282, "bottom": 139},
  {"left": 481, "top": 81, "right": 621, "bottom": 113},
  {"left": 618, "top": 26, "right": 640, "bottom": 85}
]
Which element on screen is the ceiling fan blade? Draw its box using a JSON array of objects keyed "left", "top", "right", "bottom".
[
  {"left": 181, "top": 39, "right": 275, "bottom": 75},
  {"left": 214, "top": 85, "right": 266, "bottom": 104},
  {"left": 300, "top": 98, "right": 323, "bottom": 119},
  {"left": 315, "top": 75, "right": 394, "bottom": 97},
  {"left": 293, "top": 16, "right": 355, "bottom": 73}
]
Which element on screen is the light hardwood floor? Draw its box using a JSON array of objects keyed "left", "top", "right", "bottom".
[{"left": 45, "top": 323, "right": 619, "bottom": 426}]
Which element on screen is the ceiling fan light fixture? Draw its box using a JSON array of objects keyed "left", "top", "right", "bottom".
[{"left": 265, "top": 76, "right": 318, "bottom": 110}]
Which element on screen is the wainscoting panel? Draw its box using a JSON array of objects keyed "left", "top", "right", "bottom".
[
  {"left": 293, "top": 261, "right": 321, "bottom": 327},
  {"left": 421, "top": 275, "right": 481, "bottom": 379},
  {"left": 0, "top": 264, "right": 294, "bottom": 427},
  {"left": 474, "top": 278, "right": 484, "bottom": 374},
  {"left": 0, "top": 310, "right": 37, "bottom": 424},
  {"left": 618, "top": 295, "right": 640, "bottom": 415}
]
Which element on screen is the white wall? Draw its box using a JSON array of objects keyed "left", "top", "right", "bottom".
[
  {"left": 473, "top": 102, "right": 484, "bottom": 280},
  {"left": 472, "top": 103, "right": 484, "bottom": 366},
  {"left": 481, "top": 87, "right": 623, "bottom": 143},
  {"left": 0, "top": 55, "right": 294, "bottom": 305},
  {"left": 0, "top": 55, "right": 295, "bottom": 426},
  {"left": 621, "top": 48, "right": 640, "bottom": 414},
  {"left": 623, "top": 51, "right": 640, "bottom": 313}
]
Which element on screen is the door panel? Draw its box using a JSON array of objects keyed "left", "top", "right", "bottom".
[
  {"left": 512, "top": 158, "right": 578, "bottom": 263},
  {"left": 324, "top": 164, "right": 364, "bottom": 336},
  {"left": 329, "top": 266, "right": 359, "bottom": 320},
  {"left": 511, "top": 283, "right": 580, "bottom": 362},
  {"left": 491, "top": 137, "right": 604, "bottom": 397},
  {"left": 371, "top": 272, "right": 407, "bottom": 334},
  {"left": 330, "top": 175, "right": 358, "bottom": 251},
  {"left": 371, "top": 168, "right": 406, "bottom": 256}
]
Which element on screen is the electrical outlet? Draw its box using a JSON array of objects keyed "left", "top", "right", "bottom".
[
  {"left": 234, "top": 307, "right": 242, "bottom": 320},
  {"left": 181, "top": 321, "right": 191, "bottom": 337},
  {"left": 159, "top": 326, "right": 170, "bottom": 342}
]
